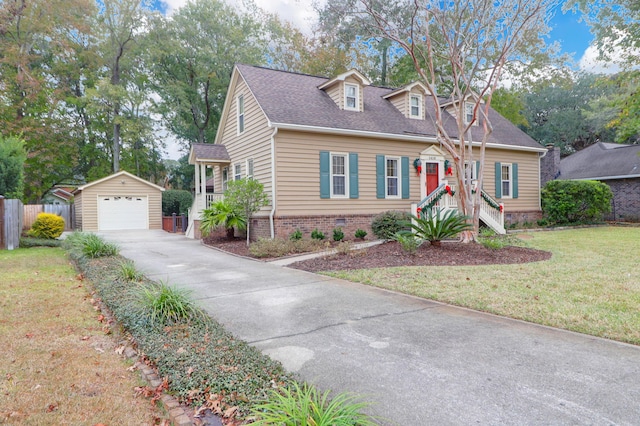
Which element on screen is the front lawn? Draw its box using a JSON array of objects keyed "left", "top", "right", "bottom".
[
  {"left": 0, "top": 248, "right": 166, "bottom": 424},
  {"left": 327, "top": 227, "right": 640, "bottom": 345}
]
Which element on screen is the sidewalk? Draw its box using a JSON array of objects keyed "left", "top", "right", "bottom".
[{"left": 101, "top": 230, "right": 640, "bottom": 425}]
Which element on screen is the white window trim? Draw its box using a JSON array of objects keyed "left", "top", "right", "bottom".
[
  {"left": 464, "top": 160, "right": 477, "bottom": 182},
  {"left": 501, "top": 163, "right": 513, "bottom": 199},
  {"left": 464, "top": 102, "right": 477, "bottom": 126},
  {"left": 246, "top": 158, "right": 254, "bottom": 179},
  {"left": 237, "top": 94, "right": 245, "bottom": 134},
  {"left": 344, "top": 83, "right": 359, "bottom": 111},
  {"left": 234, "top": 163, "right": 242, "bottom": 181},
  {"left": 222, "top": 166, "right": 229, "bottom": 191},
  {"left": 409, "top": 93, "right": 422, "bottom": 119},
  {"left": 385, "top": 156, "right": 401, "bottom": 199},
  {"left": 330, "top": 152, "right": 349, "bottom": 198}
]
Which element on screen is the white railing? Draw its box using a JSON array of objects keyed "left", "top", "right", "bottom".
[
  {"left": 412, "top": 183, "right": 505, "bottom": 234},
  {"left": 196, "top": 192, "right": 224, "bottom": 212}
]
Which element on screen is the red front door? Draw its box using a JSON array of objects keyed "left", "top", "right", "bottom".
[{"left": 426, "top": 162, "right": 439, "bottom": 195}]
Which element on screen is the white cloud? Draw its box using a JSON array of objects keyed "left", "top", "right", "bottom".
[{"left": 578, "top": 44, "right": 624, "bottom": 74}]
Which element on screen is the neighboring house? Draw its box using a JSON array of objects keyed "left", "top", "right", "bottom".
[
  {"left": 557, "top": 142, "right": 640, "bottom": 221},
  {"left": 187, "top": 64, "right": 547, "bottom": 239},
  {"left": 42, "top": 187, "right": 75, "bottom": 205},
  {"left": 73, "top": 171, "right": 164, "bottom": 231}
]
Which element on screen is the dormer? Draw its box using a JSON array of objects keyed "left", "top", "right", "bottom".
[
  {"left": 318, "top": 69, "right": 371, "bottom": 112},
  {"left": 442, "top": 95, "right": 482, "bottom": 126},
  {"left": 383, "top": 82, "right": 429, "bottom": 120}
]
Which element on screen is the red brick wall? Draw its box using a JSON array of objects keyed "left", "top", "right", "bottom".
[
  {"left": 250, "top": 214, "right": 375, "bottom": 241},
  {"left": 504, "top": 210, "right": 543, "bottom": 227},
  {"left": 606, "top": 178, "right": 640, "bottom": 221}
]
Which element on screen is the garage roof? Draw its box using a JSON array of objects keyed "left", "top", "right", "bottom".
[{"left": 75, "top": 171, "right": 165, "bottom": 193}]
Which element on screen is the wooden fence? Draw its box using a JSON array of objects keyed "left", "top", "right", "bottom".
[
  {"left": 23, "top": 204, "right": 74, "bottom": 231},
  {"left": 0, "top": 198, "right": 23, "bottom": 250}
]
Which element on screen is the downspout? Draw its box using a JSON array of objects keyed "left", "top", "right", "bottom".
[{"left": 269, "top": 126, "right": 278, "bottom": 239}]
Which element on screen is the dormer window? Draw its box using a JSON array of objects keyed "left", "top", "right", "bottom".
[
  {"left": 410, "top": 94, "right": 422, "bottom": 119},
  {"left": 345, "top": 83, "right": 359, "bottom": 111},
  {"left": 465, "top": 102, "right": 475, "bottom": 125}
]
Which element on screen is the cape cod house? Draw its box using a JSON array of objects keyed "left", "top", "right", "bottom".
[{"left": 187, "top": 64, "right": 547, "bottom": 240}]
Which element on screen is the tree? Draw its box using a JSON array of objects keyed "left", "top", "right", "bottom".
[
  {"left": 0, "top": 136, "right": 26, "bottom": 199},
  {"left": 225, "top": 179, "right": 269, "bottom": 246},
  {"left": 145, "top": 0, "right": 264, "bottom": 149},
  {"left": 358, "top": 0, "right": 558, "bottom": 241},
  {"left": 490, "top": 88, "right": 529, "bottom": 129}
]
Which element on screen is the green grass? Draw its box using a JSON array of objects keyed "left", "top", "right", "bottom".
[{"left": 327, "top": 227, "right": 640, "bottom": 345}]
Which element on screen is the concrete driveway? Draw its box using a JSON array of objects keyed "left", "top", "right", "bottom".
[{"left": 100, "top": 230, "right": 640, "bottom": 425}]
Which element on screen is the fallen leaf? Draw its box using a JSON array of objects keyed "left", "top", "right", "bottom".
[
  {"left": 46, "top": 404, "right": 57, "bottom": 413},
  {"left": 176, "top": 347, "right": 186, "bottom": 354},
  {"left": 115, "top": 346, "right": 125, "bottom": 355},
  {"left": 97, "top": 314, "right": 105, "bottom": 322},
  {"left": 223, "top": 406, "right": 238, "bottom": 419},
  {"left": 81, "top": 336, "right": 90, "bottom": 341},
  {"left": 187, "top": 367, "right": 194, "bottom": 376},
  {"left": 25, "top": 333, "right": 34, "bottom": 339}
]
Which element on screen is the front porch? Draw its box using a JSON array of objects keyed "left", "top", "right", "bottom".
[{"left": 186, "top": 143, "right": 231, "bottom": 238}]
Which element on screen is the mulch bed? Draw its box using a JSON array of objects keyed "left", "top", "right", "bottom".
[{"left": 202, "top": 236, "right": 552, "bottom": 272}]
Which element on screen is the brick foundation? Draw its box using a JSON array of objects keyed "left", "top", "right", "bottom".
[
  {"left": 503, "top": 210, "right": 543, "bottom": 227},
  {"left": 249, "top": 214, "right": 376, "bottom": 241},
  {"left": 605, "top": 178, "right": 640, "bottom": 222}
]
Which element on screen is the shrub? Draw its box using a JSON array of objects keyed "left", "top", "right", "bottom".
[
  {"left": 404, "top": 208, "right": 472, "bottom": 245},
  {"left": 81, "top": 234, "right": 119, "bottom": 258},
  {"left": 134, "top": 281, "right": 203, "bottom": 325},
  {"left": 251, "top": 382, "right": 376, "bottom": 426},
  {"left": 311, "top": 228, "right": 326, "bottom": 240},
  {"left": 332, "top": 227, "right": 344, "bottom": 242},
  {"left": 393, "top": 231, "right": 421, "bottom": 255},
  {"left": 200, "top": 199, "right": 246, "bottom": 239},
  {"left": 335, "top": 241, "right": 352, "bottom": 255},
  {"left": 27, "top": 213, "right": 65, "bottom": 239},
  {"left": 249, "top": 238, "right": 325, "bottom": 258},
  {"left": 162, "top": 189, "right": 193, "bottom": 216},
  {"left": 19, "top": 237, "right": 62, "bottom": 248},
  {"left": 371, "top": 210, "right": 410, "bottom": 240},
  {"left": 541, "top": 180, "right": 612, "bottom": 225},
  {"left": 289, "top": 229, "right": 303, "bottom": 241},
  {"left": 354, "top": 229, "right": 367, "bottom": 239}
]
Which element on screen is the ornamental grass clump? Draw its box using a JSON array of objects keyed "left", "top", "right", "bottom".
[
  {"left": 81, "top": 233, "right": 119, "bottom": 258},
  {"left": 134, "top": 281, "right": 203, "bottom": 325},
  {"left": 27, "top": 212, "right": 65, "bottom": 239},
  {"left": 119, "top": 260, "right": 143, "bottom": 282},
  {"left": 250, "top": 382, "right": 377, "bottom": 426}
]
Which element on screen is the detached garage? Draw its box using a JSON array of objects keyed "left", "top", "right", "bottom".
[{"left": 74, "top": 171, "right": 164, "bottom": 231}]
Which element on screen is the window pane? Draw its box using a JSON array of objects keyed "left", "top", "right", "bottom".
[
  {"left": 332, "top": 156, "right": 345, "bottom": 175},
  {"left": 502, "top": 165, "right": 510, "bottom": 180},
  {"left": 333, "top": 176, "right": 345, "bottom": 195},
  {"left": 387, "top": 178, "right": 398, "bottom": 196},
  {"left": 426, "top": 163, "right": 437, "bottom": 174},
  {"left": 386, "top": 159, "right": 397, "bottom": 177},
  {"left": 502, "top": 181, "right": 510, "bottom": 197}
]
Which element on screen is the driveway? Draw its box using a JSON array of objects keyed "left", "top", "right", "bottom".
[{"left": 101, "top": 230, "right": 640, "bottom": 425}]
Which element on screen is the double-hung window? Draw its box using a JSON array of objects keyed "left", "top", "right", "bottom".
[
  {"left": 501, "top": 163, "right": 512, "bottom": 198},
  {"left": 331, "top": 153, "right": 349, "bottom": 198},
  {"left": 465, "top": 102, "right": 474, "bottom": 125},
  {"left": 237, "top": 94, "right": 245, "bottom": 134},
  {"left": 345, "top": 84, "right": 358, "bottom": 111},
  {"left": 386, "top": 157, "right": 400, "bottom": 197},
  {"left": 222, "top": 167, "right": 229, "bottom": 191},
  {"left": 246, "top": 158, "right": 254, "bottom": 179},
  {"left": 464, "top": 161, "right": 478, "bottom": 184},
  {"left": 234, "top": 164, "right": 242, "bottom": 181},
  {"left": 410, "top": 94, "right": 421, "bottom": 119}
]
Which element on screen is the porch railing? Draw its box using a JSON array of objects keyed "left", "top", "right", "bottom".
[{"left": 413, "top": 183, "right": 505, "bottom": 234}]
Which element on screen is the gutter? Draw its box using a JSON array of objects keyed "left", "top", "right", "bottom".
[
  {"left": 269, "top": 126, "right": 278, "bottom": 239},
  {"left": 271, "top": 122, "right": 547, "bottom": 153},
  {"left": 567, "top": 174, "right": 640, "bottom": 181}
]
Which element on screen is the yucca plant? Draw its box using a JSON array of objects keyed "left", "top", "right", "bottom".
[
  {"left": 404, "top": 208, "right": 472, "bottom": 246},
  {"left": 135, "top": 281, "right": 203, "bottom": 325},
  {"left": 251, "top": 382, "right": 377, "bottom": 426}
]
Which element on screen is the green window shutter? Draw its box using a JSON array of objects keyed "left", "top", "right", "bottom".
[
  {"left": 376, "top": 155, "right": 385, "bottom": 199},
  {"left": 320, "top": 151, "right": 330, "bottom": 199},
  {"left": 512, "top": 163, "right": 519, "bottom": 198},
  {"left": 349, "top": 153, "right": 359, "bottom": 199},
  {"left": 401, "top": 156, "right": 410, "bottom": 199},
  {"left": 495, "top": 162, "right": 502, "bottom": 198}
]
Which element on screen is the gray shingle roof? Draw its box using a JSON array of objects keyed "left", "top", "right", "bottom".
[
  {"left": 190, "top": 143, "right": 230, "bottom": 163},
  {"left": 236, "top": 64, "right": 543, "bottom": 150},
  {"left": 559, "top": 142, "right": 640, "bottom": 180}
]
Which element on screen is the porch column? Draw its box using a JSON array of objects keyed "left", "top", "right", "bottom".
[
  {"left": 194, "top": 162, "right": 201, "bottom": 194},
  {"left": 200, "top": 162, "right": 206, "bottom": 196}
]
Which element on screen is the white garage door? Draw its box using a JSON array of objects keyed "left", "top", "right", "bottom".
[{"left": 98, "top": 195, "right": 148, "bottom": 230}]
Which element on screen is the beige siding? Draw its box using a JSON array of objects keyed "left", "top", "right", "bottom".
[
  {"left": 76, "top": 175, "right": 162, "bottom": 231},
  {"left": 217, "top": 75, "right": 274, "bottom": 215},
  {"left": 325, "top": 84, "right": 342, "bottom": 109},
  {"left": 75, "top": 193, "right": 83, "bottom": 229},
  {"left": 274, "top": 130, "right": 541, "bottom": 216},
  {"left": 388, "top": 93, "right": 407, "bottom": 117}
]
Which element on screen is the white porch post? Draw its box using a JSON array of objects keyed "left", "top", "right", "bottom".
[
  {"left": 199, "top": 163, "right": 206, "bottom": 197},
  {"left": 194, "top": 162, "right": 201, "bottom": 194}
]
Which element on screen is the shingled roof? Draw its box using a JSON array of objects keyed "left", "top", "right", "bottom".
[
  {"left": 559, "top": 142, "right": 640, "bottom": 180},
  {"left": 189, "top": 143, "right": 230, "bottom": 165},
  {"left": 235, "top": 64, "right": 544, "bottom": 151}
]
